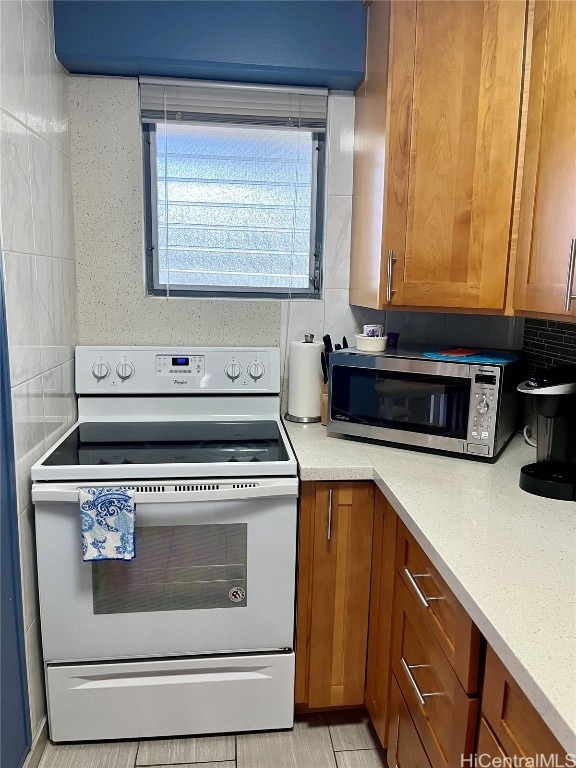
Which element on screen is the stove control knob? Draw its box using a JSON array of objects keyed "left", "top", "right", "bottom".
[
  {"left": 248, "top": 362, "right": 265, "bottom": 381},
  {"left": 225, "top": 362, "right": 242, "bottom": 381},
  {"left": 117, "top": 362, "right": 135, "bottom": 381},
  {"left": 476, "top": 396, "right": 489, "bottom": 414},
  {"left": 92, "top": 362, "right": 110, "bottom": 381}
]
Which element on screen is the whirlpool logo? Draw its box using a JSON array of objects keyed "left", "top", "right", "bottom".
[{"left": 173, "top": 379, "right": 188, "bottom": 386}]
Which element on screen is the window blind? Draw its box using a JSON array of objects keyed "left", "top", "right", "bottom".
[{"left": 139, "top": 78, "right": 328, "bottom": 131}]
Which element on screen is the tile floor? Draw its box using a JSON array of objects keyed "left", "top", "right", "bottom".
[{"left": 37, "top": 711, "right": 388, "bottom": 768}]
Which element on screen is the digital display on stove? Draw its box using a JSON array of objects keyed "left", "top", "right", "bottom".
[{"left": 172, "top": 357, "right": 189, "bottom": 366}]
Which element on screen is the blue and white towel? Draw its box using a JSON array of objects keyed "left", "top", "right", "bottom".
[{"left": 79, "top": 487, "right": 135, "bottom": 561}]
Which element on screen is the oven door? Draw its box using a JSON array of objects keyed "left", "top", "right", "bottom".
[
  {"left": 33, "top": 479, "right": 298, "bottom": 662},
  {"left": 329, "top": 359, "right": 472, "bottom": 452}
]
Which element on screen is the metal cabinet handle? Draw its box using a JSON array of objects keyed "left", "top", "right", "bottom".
[
  {"left": 386, "top": 249, "right": 397, "bottom": 304},
  {"left": 404, "top": 567, "right": 441, "bottom": 608},
  {"left": 563, "top": 238, "right": 576, "bottom": 311},
  {"left": 327, "top": 489, "right": 333, "bottom": 540},
  {"left": 400, "top": 657, "right": 439, "bottom": 707}
]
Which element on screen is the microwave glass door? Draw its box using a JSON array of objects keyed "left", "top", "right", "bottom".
[{"left": 331, "top": 366, "right": 470, "bottom": 439}]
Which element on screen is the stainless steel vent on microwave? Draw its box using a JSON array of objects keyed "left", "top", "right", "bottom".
[{"left": 327, "top": 349, "right": 519, "bottom": 460}]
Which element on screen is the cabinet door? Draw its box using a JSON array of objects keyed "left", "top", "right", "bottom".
[
  {"left": 365, "top": 490, "right": 398, "bottom": 746},
  {"left": 390, "top": 0, "right": 527, "bottom": 310},
  {"left": 295, "top": 482, "right": 374, "bottom": 709},
  {"left": 514, "top": 0, "right": 576, "bottom": 317},
  {"left": 482, "top": 646, "right": 568, "bottom": 761},
  {"left": 350, "top": 0, "right": 417, "bottom": 309}
]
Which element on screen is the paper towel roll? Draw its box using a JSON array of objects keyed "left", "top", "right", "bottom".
[{"left": 286, "top": 340, "right": 323, "bottom": 421}]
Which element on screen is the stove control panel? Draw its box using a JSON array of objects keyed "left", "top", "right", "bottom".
[{"left": 76, "top": 347, "right": 280, "bottom": 394}]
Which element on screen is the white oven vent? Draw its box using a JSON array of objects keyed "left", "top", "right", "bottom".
[
  {"left": 131, "top": 485, "right": 166, "bottom": 493},
  {"left": 232, "top": 482, "right": 259, "bottom": 489},
  {"left": 174, "top": 483, "right": 221, "bottom": 492}
]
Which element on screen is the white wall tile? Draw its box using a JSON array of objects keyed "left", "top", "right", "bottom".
[
  {"left": 29, "top": 133, "right": 52, "bottom": 256},
  {"left": 42, "top": 363, "right": 69, "bottom": 443},
  {"left": 22, "top": 0, "right": 52, "bottom": 139},
  {"left": 323, "top": 288, "right": 362, "bottom": 347},
  {"left": 49, "top": 58, "right": 69, "bottom": 156},
  {"left": 0, "top": 0, "right": 27, "bottom": 124},
  {"left": 324, "top": 195, "right": 352, "bottom": 290},
  {"left": 3, "top": 251, "right": 42, "bottom": 386},
  {"left": 18, "top": 504, "right": 39, "bottom": 633},
  {"left": 12, "top": 374, "right": 45, "bottom": 466},
  {"left": 0, "top": 109, "right": 34, "bottom": 253},
  {"left": 25, "top": 618, "right": 46, "bottom": 738},
  {"left": 326, "top": 93, "right": 355, "bottom": 196},
  {"left": 50, "top": 147, "right": 73, "bottom": 258},
  {"left": 1, "top": 0, "right": 77, "bottom": 742},
  {"left": 26, "top": 0, "right": 49, "bottom": 28},
  {"left": 36, "top": 254, "right": 76, "bottom": 369}
]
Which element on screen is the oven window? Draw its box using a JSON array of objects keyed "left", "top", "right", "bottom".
[
  {"left": 92, "top": 524, "right": 247, "bottom": 614},
  {"left": 331, "top": 367, "right": 470, "bottom": 439}
]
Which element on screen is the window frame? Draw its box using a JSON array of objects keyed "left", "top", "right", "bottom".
[{"left": 142, "top": 122, "right": 325, "bottom": 300}]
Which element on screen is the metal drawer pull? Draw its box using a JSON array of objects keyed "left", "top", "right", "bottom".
[
  {"left": 327, "top": 489, "right": 333, "bottom": 540},
  {"left": 400, "top": 657, "right": 439, "bottom": 707},
  {"left": 404, "top": 567, "right": 441, "bottom": 608},
  {"left": 386, "top": 249, "right": 397, "bottom": 303},
  {"left": 563, "top": 238, "right": 576, "bottom": 311}
]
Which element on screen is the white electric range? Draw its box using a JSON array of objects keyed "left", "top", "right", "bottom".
[{"left": 31, "top": 347, "right": 298, "bottom": 742}]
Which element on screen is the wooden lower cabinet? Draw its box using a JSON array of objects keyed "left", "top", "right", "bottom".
[
  {"left": 388, "top": 677, "right": 432, "bottom": 768},
  {"left": 294, "top": 482, "right": 570, "bottom": 764},
  {"left": 295, "top": 481, "right": 374, "bottom": 709},
  {"left": 481, "top": 645, "right": 569, "bottom": 762},
  {"left": 392, "top": 576, "right": 479, "bottom": 768},
  {"left": 476, "top": 717, "right": 509, "bottom": 764},
  {"left": 365, "top": 490, "right": 398, "bottom": 746}
]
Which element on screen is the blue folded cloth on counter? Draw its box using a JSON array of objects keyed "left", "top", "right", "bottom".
[
  {"left": 422, "top": 350, "right": 519, "bottom": 364},
  {"left": 79, "top": 487, "right": 135, "bottom": 561}
]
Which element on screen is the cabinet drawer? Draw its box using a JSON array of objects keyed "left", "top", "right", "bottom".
[
  {"left": 396, "top": 522, "right": 481, "bottom": 693},
  {"left": 392, "top": 576, "right": 478, "bottom": 768},
  {"left": 482, "top": 645, "right": 568, "bottom": 761},
  {"left": 388, "top": 677, "right": 433, "bottom": 768}
]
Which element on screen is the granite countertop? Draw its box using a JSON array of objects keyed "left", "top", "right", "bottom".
[{"left": 283, "top": 421, "right": 576, "bottom": 754}]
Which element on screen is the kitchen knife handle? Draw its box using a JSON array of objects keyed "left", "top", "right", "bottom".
[
  {"left": 563, "top": 238, "right": 576, "bottom": 311},
  {"left": 327, "top": 489, "right": 333, "bottom": 540}
]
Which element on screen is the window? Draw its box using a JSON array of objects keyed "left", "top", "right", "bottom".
[{"left": 141, "top": 79, "right": 327, "bottom": 299}]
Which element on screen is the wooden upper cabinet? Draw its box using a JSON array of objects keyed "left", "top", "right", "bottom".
[
  {"left": 350, "top": 0, "right": 527, "bottom": 311},
  {"left": 514, "top": 0, "right": 576, "bottom": 318}
]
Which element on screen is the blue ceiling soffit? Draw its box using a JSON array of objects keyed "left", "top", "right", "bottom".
[{"left": 53, "top": 1, "right": 367, "bottom": 91}]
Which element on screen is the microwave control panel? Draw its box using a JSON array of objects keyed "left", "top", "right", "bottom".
[{"left": 466, "top": 365, "right": 502, "bottom": 456}]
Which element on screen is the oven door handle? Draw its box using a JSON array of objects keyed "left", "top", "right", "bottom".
[{"left": 32, "top": 478, "right": 298, "bottom": 504}]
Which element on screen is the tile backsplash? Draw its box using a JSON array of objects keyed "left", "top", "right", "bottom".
[{"left": 522, "top": 319, "right": 576, "bottom": 375}]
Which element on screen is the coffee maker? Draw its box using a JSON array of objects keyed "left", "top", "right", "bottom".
[{"left": 517, "top": 365, "right": 576, "bottom": 500}]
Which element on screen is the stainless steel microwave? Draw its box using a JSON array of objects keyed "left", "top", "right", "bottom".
[{"left": 327, "top": 349, "right": 520, "bottom": 460}]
